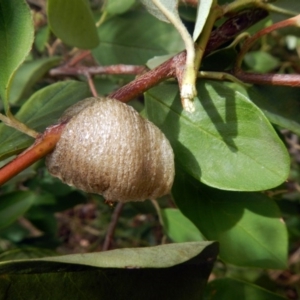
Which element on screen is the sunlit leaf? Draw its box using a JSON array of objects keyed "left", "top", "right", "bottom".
[
  {"left": 227, "top": 83, "right": 300, "bottom": 136},
  {"left": 145, "top": 81, "right": 289, "bottom": 191},
  {"left": 193, "top": 0, "right": 213, "bottom": 41},
  {"left": 0, "top": 0, "right": 34, "bottom": 111}
]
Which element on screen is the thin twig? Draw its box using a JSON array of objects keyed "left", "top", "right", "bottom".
[
  {"left": 0, "top": 113, "right": 39, "bottom": 138},
  {"left": 68, "top": 50, "right": 92, "bottom": 67},
  {"left": 85, "top": 72, "right": 98, "bottom": 97},
  {"left": 232, "top": 72, "right": 300, "bottom": 87},
  {"left": 234, "top": 14, "right": 300, "bottom": 70},
  {"left": 102, "top": 202, "right": 124, "bottom": 251},
  {"left": 50, "top": 65, "right": 147, "bottom": 76}
]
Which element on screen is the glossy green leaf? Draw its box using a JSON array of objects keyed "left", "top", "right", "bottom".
[
  {"left": 172, "top": 169, "right": 288, "bottom": 269},
  {"left": 9, "top": 57, "right": 61, "bottom": 105},
  {"left": 47, "top": 0, "right": 99, "bottom": 49},
  {"left": 193, "top": 0, "right": 213, "bottom": 41},
  {"left": 141, "top": 0, "right": 179, "bottom": 23},
  {"left": 0, "top": 192, "right": 35, "bottom": 229},
  {"left": 244, "top": 51, "right": 280, "bottom": 73},
  {"left": 0, "top": 81, "right": 91, "bottom": 160},
  {"left": 247, "top": 85, "right": 300, "bottom": 136},
  {"left": 92, "top": 11, "right": 184, "bottom": 65},
  {"left": 105, "top": 0, "right": 136, "bottom": 14},
  {"left": 205, "top": 278, "right": 286, "bottom": 300},
  {"left": 145, "top": 81, "right": 290, "bottom": 191},
  {"left": 228, "top": 83, "right": 300, "bottom": 136},
  {"left": 161, "top": 208, "right": 204, "bottom": 242},
  {"left": 0, "top": 242, "right": 218, "bottom": 300},
  {"left": 0, "top": 0, "right": 34, "bottom": 111}
]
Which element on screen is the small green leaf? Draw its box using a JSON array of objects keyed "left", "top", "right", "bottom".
[
  {"left": 0, "top": 242, "right": 218, "bottom": 300},
  {"left": 0, "top": 0, "right": 34, "bottom": 111},
  {"left": 0, "top": 191, "right": 35, "bottom": 230},
  {"left": 34, "top": 25, "right": 51, "bottom": 53},
  {"left": 172, "top": 169, "right": 288, "bottom": 269},
  {"left": 105, "top": 0, "right": 136, "bottom": 15},
  {"left": 47, "top": 0, "right": 100, "bottom": 49},
  {"left": 193, "top": 0, "right": 213, "bottom": 41},
  {"left": 146, "top": 54, "right": 174, "bottom": 69},
  {"left": 92, "top": 11, "right": 184, "bottom": 65},
  {"left": 9, "top": 57, "right": 61, "bottom": 105},
  {"left": 244, "top": 51, "right": 280, "bottom": 73},
  {"left": 161, "top": 208, "right": 204, "bottom": 242},
  {"left": 0, "top": 81, "right": 91, "bottom": 160},
  {"left": 205, "top": 278, "right": 286, "bottom": 300},
  {"left": 145, "top": 81, "right": 290, "bottom": 191},
  {"left": 141, "top": 0, "right": 179, "bottom": 23}
]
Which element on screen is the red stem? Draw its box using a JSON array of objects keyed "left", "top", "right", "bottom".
[
  {"left": 0, "top": 123, "right": 65, "bottom": 186},
  {"left": 235, "top": 14, "right": 300, "bottom": 70}
]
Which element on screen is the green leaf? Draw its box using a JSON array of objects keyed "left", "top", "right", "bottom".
[
  {"left": 0, "top": 248, "right": 57, "bottom": 262},
  {"left": 105, "top": 0, "right": 136, "bottom": 15},
  {"left": 0, "top": 191, "right": 35, "bottom": 230},
  {"left": 205, "top": 278, "right": 286, "bottom": 300},
  {"left": 47, "top": 0, "right": 100, "bottom": 49},
  {"left": 244, "top": 51, "right": 280, "bottom": 73},
  {"left": 145, "top": 81, "right": 290, "bottom": 191},
  {"left": 92, "top": 11, "right": 184, "bottom": 65},
  {"left": 247, "top": 85, "right": 300, "bottom": 136},
  {"left": 0, "top": 0, "right": 34, "bottom": 111},
  {"left": 141, "top": 0, "right": 179, "bottom": 23},
  {"left": 9, "top": 56, "right": 61, "bottom": 105},
  {"left": 172, "top": 169, "right": 288, "bottom": 269},
  {"left": 0, "top": 81, "right": 91, "bottom": 160},
  {"left": 34, "top": 25, "right": 51, "bottom": 53},
  {"left": 193, "top": 0, "right": 213, "bottom": 41},
  {"left": 146, "top": 54, "right": 174, "bottom": 69},
  {"left": 0, "top": 242, "right": 218, "bottom": 300},
  {"left": 227, "top": 83, "right": 300, "bottom": 136},
  {"left": 161, "top": 208, "right": 204, "bottom": 242}
]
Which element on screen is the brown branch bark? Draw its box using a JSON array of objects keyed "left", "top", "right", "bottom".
[{"left": 232, "top": 71, "right": 300, "bottom": 87}]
